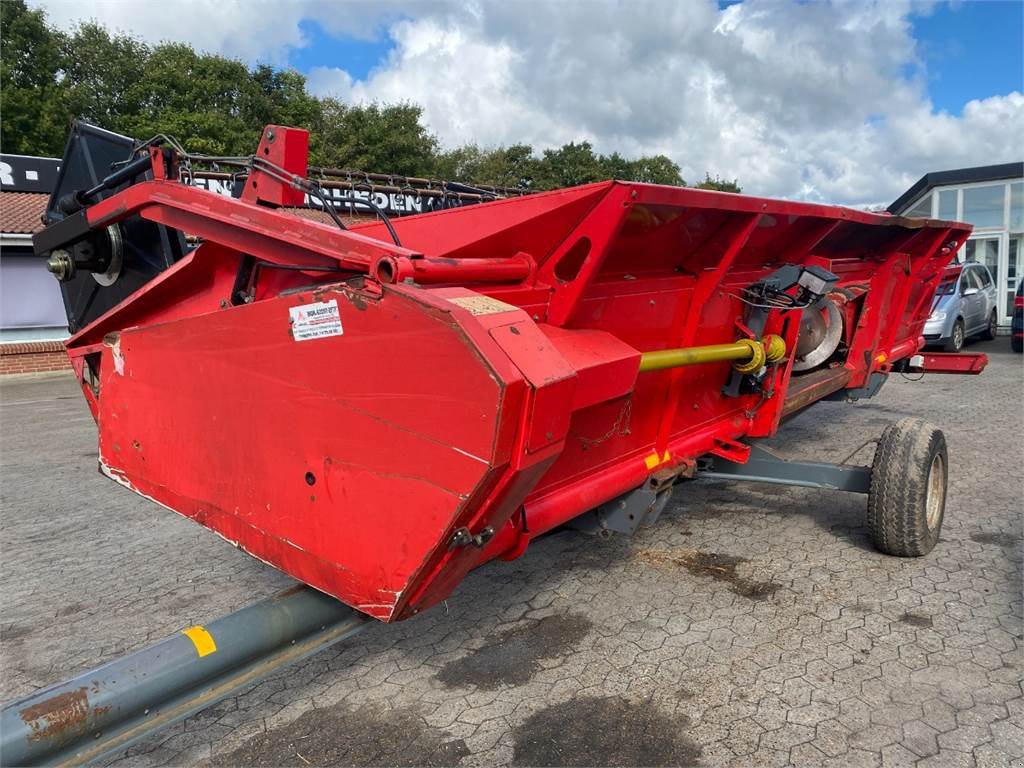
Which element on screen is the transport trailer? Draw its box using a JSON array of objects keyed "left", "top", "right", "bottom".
[{"left": 34, "top": 122, "right": 987, "bottom": 626}]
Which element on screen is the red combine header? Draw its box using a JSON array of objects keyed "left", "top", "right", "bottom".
[{"left": 35, "top": 122, "right": 986, "bottom": 623}]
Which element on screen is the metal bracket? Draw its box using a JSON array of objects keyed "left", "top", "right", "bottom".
[
  {"left": 698, "top": 443, "right": 872, "bottom": 494},
  {"left": 825, "top": 371, "right": 888, "bottom": 402},
  {"left": 449, "top": 525, "right": 495, "bottom": 550},
  {"left": 569, "top": 481, "right": 675, "bottom": 536}
]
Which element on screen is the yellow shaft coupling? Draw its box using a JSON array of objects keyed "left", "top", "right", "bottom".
[{"left": 638, "top": 334, "right": 786, "bottom": 374}]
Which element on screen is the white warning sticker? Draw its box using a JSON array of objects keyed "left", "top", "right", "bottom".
[{"left": 289, "top": 299, "right": 343, "bottom": 342}]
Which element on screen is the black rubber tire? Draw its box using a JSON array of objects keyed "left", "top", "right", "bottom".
[
  {"left": 867, "top": 418, "right": 947, "bottom": 557},
  {"left": 980, "top": 310, "right": 997, "bottom": 341},
  {"left": 944, "top": 319, "right": 965, "bottom": 352}
]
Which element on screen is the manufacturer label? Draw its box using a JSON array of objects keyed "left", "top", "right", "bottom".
[
  {"left": 447, "top": 296, "right": 519, "bottom": 316},
  {"left": 290, "top": 299, "right": 343, "bottom": 341}
]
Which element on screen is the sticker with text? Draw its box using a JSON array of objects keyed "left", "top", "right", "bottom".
[{"left": 290, "top": 299, "right": 343, "bottom": 342}]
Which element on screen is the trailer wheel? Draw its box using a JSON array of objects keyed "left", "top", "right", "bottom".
[{"left": 867, "top": 418, "right": 947, "bottom": 557}]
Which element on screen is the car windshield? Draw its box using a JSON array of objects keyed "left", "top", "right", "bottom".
[{"left": 936, "top": 280, "right": 957, "bottom": 296}]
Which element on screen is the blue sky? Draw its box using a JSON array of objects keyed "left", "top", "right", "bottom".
[
  {"left": 910, "top": 1, "right": 1024, "bottom": 114},
  {"left": 287, "top": 20, "right": 396, "bottom": 82}
]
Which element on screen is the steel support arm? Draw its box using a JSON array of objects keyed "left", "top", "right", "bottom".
[
  {"left": 0, "top": 586, "right": 367, "bottom": 767},
  {"left": 699, "top": 444, "right": 872, "bottom": 493}
]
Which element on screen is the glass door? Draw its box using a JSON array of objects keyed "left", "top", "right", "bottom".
[
  {"left": 1007, "top": 235, "right": 1022, "bottom": 324},
  {"left": 963, "top": 235, "right": 1007, "bottom": 323}
]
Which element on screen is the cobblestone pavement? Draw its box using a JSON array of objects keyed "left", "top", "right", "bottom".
[{"left": 2, "top": 340, "right": 1021, "bottom": 768}]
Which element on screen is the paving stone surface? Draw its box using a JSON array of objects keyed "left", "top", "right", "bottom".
[{"left": 1, "top": 339, "right": 1021, "bottom": 767}]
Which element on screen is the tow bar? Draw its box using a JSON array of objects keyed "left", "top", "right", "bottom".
[{"left": 0, "top": 586, "right": 366, "bottom": 766}]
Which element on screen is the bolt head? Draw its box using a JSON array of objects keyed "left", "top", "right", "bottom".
[{"left": 46, "top": 250, "right": 75, "bottom": 281}]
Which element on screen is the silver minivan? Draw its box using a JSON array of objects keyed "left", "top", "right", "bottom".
[{"left": 923, "top": 262, "right": 998, "bottom": 351}]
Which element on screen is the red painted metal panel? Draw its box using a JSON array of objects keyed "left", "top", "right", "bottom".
[
  {"left": 92, "top": 282, "right": 528, "bottom": 621},
  {"left": 913, "top": 352, "right": 989, "bottom": 374},
  {"left": 242, "top": 126, "right": 309, "bottom": 207}
]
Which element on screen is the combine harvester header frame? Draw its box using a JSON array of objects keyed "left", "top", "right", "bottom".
[
  {"left": 34, "top": 122, "right": 986, "bottom": 623},
  {"left": 2, "top": 120, "right": 988, "bottom": 765}
]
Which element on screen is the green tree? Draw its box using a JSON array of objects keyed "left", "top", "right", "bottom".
[
  {"left": 436, "top": 143, "right": 689, "bottom": 190},
  {"left": 125, "top": 42, "right": 258, "bottom": 154},
  {"left": 485, "top": 144, "right": 537, "bottom": 189},
  {"left": 433, "top": 143, "right": 486, "bottom": 181},
  {"left": 534, "top": 141, "right": 605, "bottom": 189},
  {"left": 434, "top": 143, "right": 537, "bottom": 188},
  {"left": 59, "top": 22, "right": 148, "bottom": 133},
  {"left": 596, "top": 151, "right": 634, "bottom": 181},
  {"left": 241, "top": 65, "right": 321, "bottom": 144},
  {"left": 1, "top": 8, "right": 325, "bottom": 158},
  {"left": 695, "top": 172, "right": 742, "bottom": 193},
  {"left": 624, "top": 155, "right": 684, "bottom": 186},
  {"left": 0, "top": 0, "right": 68, "bottom": 155},
  {"left": 310, "top": 99, "right": 437, "bottom": 176}
]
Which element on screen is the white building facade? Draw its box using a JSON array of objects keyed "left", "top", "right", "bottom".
[{"left": 890, "top": 163, "right": 1023, "bottom": 326}]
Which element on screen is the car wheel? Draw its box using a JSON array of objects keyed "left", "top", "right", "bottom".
[
  {"left": 868, "top": 418, "right": 947, "bottom": 557},
  {"left": 980, "top": 310, "right": 997, "bottom": 340},
  {"left": 943, "top": 319, "right": 964, "bottom": 352}
]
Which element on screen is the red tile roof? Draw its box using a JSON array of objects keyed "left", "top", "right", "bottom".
[{"left": 1, "top": 192, "right": 48, "bottom": 235}]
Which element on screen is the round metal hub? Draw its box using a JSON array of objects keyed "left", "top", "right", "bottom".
[
  {"left": 793, "top": 299, "right": 843, "bottom": 372},
  {"left": 92, "top": 225, "right": 124, "bottom": 287},
  {"left": 925, "top": 451, "right": 946, "bottom": 529}
]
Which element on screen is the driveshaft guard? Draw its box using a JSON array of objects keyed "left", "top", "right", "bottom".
[{"left": 93, "top": 282, "right": 543, "bottom": 620}]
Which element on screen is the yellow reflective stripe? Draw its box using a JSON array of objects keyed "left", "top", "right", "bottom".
[
  {"left": 182, "top": 626, "right": 217, "bottom": 658},
  {"left": 644, "top": 451, "right": 670, "bottom": 470}
]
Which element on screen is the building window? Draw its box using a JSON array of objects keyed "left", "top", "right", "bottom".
[
  {"left": 964, "top": 237, "right": 999, "bottom": 274},
  {"left": 978, "top": 265, "right": 993, "bottom": 287},
  {"left": 905, "top": 193, "right": 932, "bottom": 218},
  {"left": 1010, "top": 182, "right": 1023, "bottom": 232},
  {"left": 937, "top": 189, "right": 957, "bottom": 220},
  {"left": 962, "top": 183, "right": 1006, "bottom": 229}
]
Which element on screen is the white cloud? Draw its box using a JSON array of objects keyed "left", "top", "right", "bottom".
[
  {"left": 34, "top": 0, "right": 1024, "bottom": 205},
  {"left": 30, "top": 0, "right": 404, "bottom": 64}
]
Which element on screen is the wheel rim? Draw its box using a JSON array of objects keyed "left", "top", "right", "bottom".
[
  {"left": 953, "top": 324, "right": 963, "bottom": 349},
  {"left": 925, "top": 452, "right": 946, "bottom": 529},
  {"left": 990, "top": 313, "right": 997, "bottom": 335}
]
